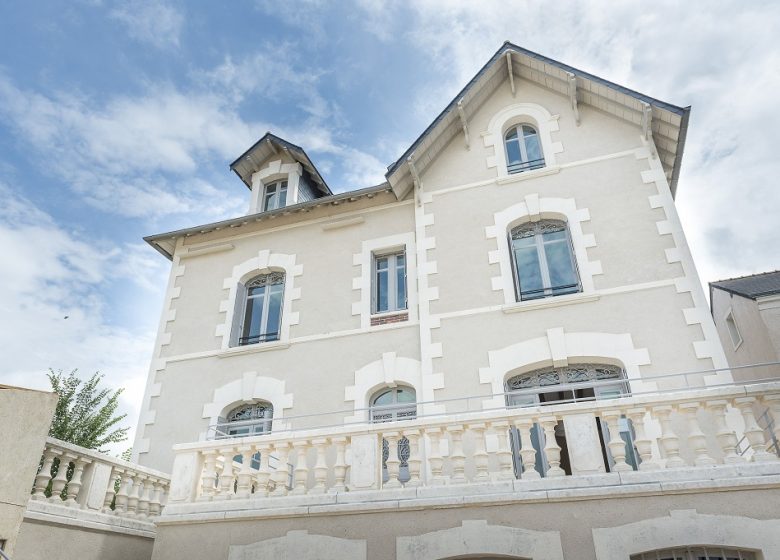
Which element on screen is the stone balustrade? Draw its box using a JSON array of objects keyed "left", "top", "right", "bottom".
[
  {"left": 31, "top": 437, "right": 170, "bottom": 522},
  {"left": 167, "top": 382, "right": 780, "bottom": 506}
]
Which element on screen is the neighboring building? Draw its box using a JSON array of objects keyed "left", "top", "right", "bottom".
[
  {"left": 711, "top": 270, "right": 780, "bottom": 382},
  {"left": 20, "top": 43, "right": 780, "bottom": 560}
]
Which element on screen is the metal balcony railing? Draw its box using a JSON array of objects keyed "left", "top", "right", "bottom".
[
  {"left": 238, "top": 332, "right": 279, "bottom": 346},
  {"left": 507, "top": 157, "right": 546, "bottom": 174}
]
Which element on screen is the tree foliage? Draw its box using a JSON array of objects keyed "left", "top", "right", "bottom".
[{"left": 47, "top": 369, "right": 129, "bottom": 450}]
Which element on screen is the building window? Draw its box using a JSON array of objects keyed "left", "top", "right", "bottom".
[
  {"left": 218, "top": 401, "right": 274, "bottom": 438},
  {"left": 505, "top": 363, "right": 638, "bottom": 476},
  {"left": 725, "top": 310, "right": 743, "bottom": 349},
  {"left": 373, "top": 251, "right": 407, "bottom": 314},
  {"left": 370, "top": 386, "right": 416, "bottom": 484},
  {"left": 237, "top": 272, "right": 285, "bottom": 346},
  {"left": 263, "top": 180, "right": 288, "bottom": 211},
  {"left": 504, "top": 124, "right": 545, "bottom": 174},
  {"left": 510, "top": 219, "right": 580, "bottom": 301},
  {"left": 630, "top": 547, "right": 755, "bottom": 560}
]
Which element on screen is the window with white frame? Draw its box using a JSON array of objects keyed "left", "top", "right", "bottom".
[
  {"left": 510, "top": 219, "right": 580, "bottom": 301},
  {"left": 370, "top": 386, "right": 416, "bottom": 483},
  {"left": 504, "top": 124, "right": 545, "bottom": 174},
  {"left": 262, "top": 180, "right": 288, "bottom": 211},
  {"left": 630, "top": 546, "right": 755, "bottom": 560},
  {"left": 218, "top": 401, "right": 274, "bottom": 438},
  {"left": 233, "top": 271, "right": 285, "bottom": 346},
  {"left": 725, "top": 309, "right": 743, "bottom": 349},
  {"left": 372, "top": 250, "right": 407, "bottom": 314}
]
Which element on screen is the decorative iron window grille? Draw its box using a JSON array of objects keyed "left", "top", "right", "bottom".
[
  {"left": 506, "top": 363, "right": 624, "bottom": 392},
  {"left": 630, "top": 547, "right": 755, "bottom": 560},
  {"left": 216, "top": 402, "right": 274, "bottom": 438}
]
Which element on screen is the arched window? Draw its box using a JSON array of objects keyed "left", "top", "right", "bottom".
[
  {"left": 370, "top": 386, "right": 416, "bottom": 484},
  {"left": 221, "top": 401, "right": 274, "bottom": 437},
  {"left": 510, "top": 219, "right": 580, "bottom": 301},
  {"left": 631, "top": 547, "right": 756, "bottom": 560},
  {"left": 505, "top": 364, "right": 637, "bottom": 476},
  {"left": 504, "top": 124, "right": 545, "bottom": 174},
  {"left": 234, "top": 271, "right": 285, "bottom": 346}
]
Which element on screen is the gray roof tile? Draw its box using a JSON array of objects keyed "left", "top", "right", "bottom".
[{"left": 710, "top": 270, "right": 780, "bottom": 299}]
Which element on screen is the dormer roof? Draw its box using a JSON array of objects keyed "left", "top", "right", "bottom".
[
  {"left": 230, "top": 132, "right": 332, "bottom": 196},
  {"left": 386, "top": 42, "right": 690, "bottom": 200}
]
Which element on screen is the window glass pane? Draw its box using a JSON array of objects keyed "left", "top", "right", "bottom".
[
  {"left": 248, "top": 285, "right": 266, "bottom": 297},
  {"left": 525, "top": 132, "right": 542, "bottom": 162},
  {"left": 278, "top": 188, "right": 287, "bottom": 207},
  {"left": 243, "top": 294, "right": 265, "bottom": 338},
  {"left": 514, "top": 244, "right": 543, "bottom": 298},
  {"left": 376, "top": 257, "right": 388, "bottom": 270},
  {"left": 376, "top": 269, "right": 389, "bottom": 312},
  {"left": 396, "top": 259, "right": 406, "bottom": 309},
  {"left": 505, "top": 138, "right": 522, "bottom": 164},
  {"left": 544, "top": 239, "right": 578, "bottom": 291},
  {"left": 373, "top": 390, "right": 393, "bottom": 406},
  {"left": 396, "top": 388, "right": 416, "bottom": 403},
  {"left": 265, "top": 285, "right": 283, "bottom": 338},
  {"left": 522, "top": 125, "right": 536, "bottom": 137},
  {"left": 505, "top": 128, "right": 518, "bottom": 141}
]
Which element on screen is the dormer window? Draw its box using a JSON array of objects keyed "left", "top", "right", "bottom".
[
  {"left": 505, "top": 124, "right": 545, "bottom": 174},
  {"left": 263, "top": 180, "right": 288, "bottom": 211}
]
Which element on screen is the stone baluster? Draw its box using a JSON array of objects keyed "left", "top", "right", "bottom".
[
  {"left": 113, "top": 469, "right": 129, "bottom": 513},
  {"left": 383, "top": 432, "right": 402, "bottom": 488},
  {"left": 403, "top": 430, "right": 422, "bottom": 487},
  {"left": 425, "top": 427, "right": 447, "bottom": 485},
  {"left": 652, "top": 405, "right": 686, "bottom": 468},
  {"left": 254, "top": 444, "right": 272, "bottom": 497},
  {"left": 149, "top": 480, "right": 162, "bottom": 516},
  {"left": 33, "top": 448, "right": 57, "bottom": 500},
  {"left": 136, "top": 477, "right": 152, "bottom": 517},
  {"left": 311, "top": 438, "right": 329, "bottom": 494},
  {"left": 64, "top": 457, "right": 91, "bottom": 505},
  {"left": 330, "top": 436, "right": 348, "bottom": 493},
  {"left": 291, "top": 440, "right": 310, "bottom": 495},
  {"left": 199, "top": 450, "right": 218, "bottom": 501},
  {"left": 761, "top": 394, "right": 780, "bottom": 451},
  {"left": 218, "top": 449, "right": 236, "bottom": 499},
  {"left": 539, "top": 416, "right": 565, "bottom": 477},
  {"left": 102, "top": 467, "right": 121, "bottom": 513},
  {"left": 626, "top": 407, "right": 659, "bottom": 470},
  {"left": 49, "top": 452, "right": 75, "bottom": 502},
  {"left": 491, "top": 421, "right": 515, "bottom": 481},
  {"left": 707, "top": 400, "right": 742, "bottom": 464},
  {"left": 515, "top": 419, "right": 540, "bottom": 479},
  {"left": 236, "top": 446, "right": 255, "bottom": 498},
  {"left": 270, "top": 442, "right": 290, "bottom": 496},
  {"left": 126, "top": 474, "right": 141, "bottom": 515},
  {"left": 734, "top": 397, "right": 778, "bottom": 462},
  {"left": 470, "top": 423, "right": 490, "bottom": 482},
  {"left": 447, "top": 425, "right": 467, "bottom": 483},
  {"left": 679, "top": 402, "right": 716, "bottom": 466},
  {"left": 602, "top": 411, "right": 632, "bottom": 472}
]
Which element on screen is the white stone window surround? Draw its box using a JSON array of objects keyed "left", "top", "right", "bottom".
[
  {"left": 215, "top": 250, "right": 302, "bottom": 350},
  {"left": 592, "top": 509, "right": 780, "bottom": 560},
  {"left": 352, "top": 233, "right": 418, "bottom": 329},
  {"left": 202, "top": 371, "right": 294, "bottom": 437},
  {"left": 344, "top": 352, "right": 429, "bottom": 424},
  {"left": 396, "top": 519, "right": 564, "bottom": 560},
  {"left": 248, "top": 159, "right": 303, "bottom": 214},
  {"left": 228, "top": 530, "right": 366, "bottom": 560},
  {"left": 484, "top": 102, "right": 564, "bottom": 177},
  {"left": 486, "top": 194, "right": 601, "bottom": 305},
  {"left": 478, "top": 328, "right": 652, "bottom": 410}
]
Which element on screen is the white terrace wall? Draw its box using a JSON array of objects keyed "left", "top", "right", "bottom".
[{"left": 135, "top": 71, "right": 728, "bottom": 475}]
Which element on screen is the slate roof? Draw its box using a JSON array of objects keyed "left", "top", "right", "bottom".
[{"left": 710, "top": 270, "right": 780, "bottom": 300}]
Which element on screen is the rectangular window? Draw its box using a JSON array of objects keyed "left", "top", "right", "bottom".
[
  {"left": 262, "top": 180, "right": 288, "bottom": 211},
  {"left": 373, "top": 250, "right": 407, "bottom": 314},
  {"left": 239, "top": 274, "right": 285, "bottom": 345},
  {"left": 725, "top": 310, "right": 743, "bottom": 349}
]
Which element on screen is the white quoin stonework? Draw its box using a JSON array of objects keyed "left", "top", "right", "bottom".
[
  {"left": 396, "top": 519, "right": 564, "bottom": 560},
  {"left": 478, "top": 328, "right": 652, "bottom": 410},
  {"left": 486, "top": 195, "right": 601, "bottom": 304},
  {"left": 216, "top": 250, "right": 303, "bottom": 349},
  {"left": 228, "top": 530, "right": 367, "bottom": 560},
  {"left": 592, "top": 509, "right": 780, "bottom": 559}
]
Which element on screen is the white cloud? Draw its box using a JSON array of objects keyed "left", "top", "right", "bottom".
[
  {"left": 109, "top": 0, "right": 184, "bottom": 49},
  {"left": 0, "top": 183, "right": 164, "bottom": 451}
]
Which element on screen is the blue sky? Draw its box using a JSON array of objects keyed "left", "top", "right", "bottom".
[{"left": 1, "top": 0, "right": 779, "bottom": 447}]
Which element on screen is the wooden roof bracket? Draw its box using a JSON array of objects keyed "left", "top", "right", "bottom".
[
  {"left": 506, "top": 51, "right": 516, "bottom": 96},
  {"left": 266, "top": 138, "right": 278, "bottom": 154},
  {"left": 641, "top": 102, "right": 657, "bottom": 159},
  {"left": 567, "top": 72, "right": 580, "bottom": 126},
  {"left": 457, "top": 99, "right": 470, "bottom": 150},
  {"left": 408, "top": 154, "right": 423, "bottom": 207}
]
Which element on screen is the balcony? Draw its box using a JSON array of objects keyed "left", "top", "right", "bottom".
[{"left": 163, "top": 369, "right": 780, "bottom": 521}]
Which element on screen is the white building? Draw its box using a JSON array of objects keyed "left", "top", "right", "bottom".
[{"left": 14, "top": 43, "right": 780, "bottom": 560}]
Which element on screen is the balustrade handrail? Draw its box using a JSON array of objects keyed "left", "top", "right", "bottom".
[
  {"left": 188, "top": 378, "right": 780, "bottom": 452},
  {"left": 43, "top": 437, "right": 171, "bottom": 480}
]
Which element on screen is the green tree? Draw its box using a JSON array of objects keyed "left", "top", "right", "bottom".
[{"left": 47, "top": 369, "right": 129, "bottom": 450}]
